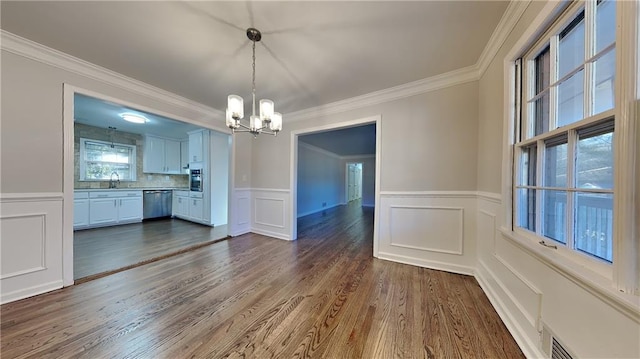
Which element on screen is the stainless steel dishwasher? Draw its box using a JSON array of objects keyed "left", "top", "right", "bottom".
[{"left": 143, "top": 190, "right": 173, "bottom": 220}]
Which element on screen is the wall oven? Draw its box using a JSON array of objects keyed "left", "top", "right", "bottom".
[{"left": 190, "top": 169, "right": 203, "bottom": 192}]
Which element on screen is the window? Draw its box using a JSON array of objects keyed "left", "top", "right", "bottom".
[
  {"left": 79, "top": 138, "right": 137, "bottom": 181},
  {"left": 515, "top": 0, "right": 616, "bottom": 264}
]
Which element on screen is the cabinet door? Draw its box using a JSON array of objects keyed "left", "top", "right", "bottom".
[
  {"left": 74, "top": 199, "right": 89, "bottom": 228},
  {"left": 143, "top": 136, "right": 166, "bottom": 173},
  {"left": 180, "top": 140, "right": 189, "bottom": 172},
  {"left": 118, "top": 197, "right": 143, "bottom": 222},
  {"left": 89, "top": 198, "right": 118, "bottom": 225},
  {"left": 178, "top": 196, "right": 190, "bottom": 217},
  {"left": 188, "top": 131, "right": 203, "bottom": 163},
  {"left": 189, "top": 198, "right": 204, "bottom": 221},
  {"left": 164, "top": 139, "right": 182, "bottom": 174}
]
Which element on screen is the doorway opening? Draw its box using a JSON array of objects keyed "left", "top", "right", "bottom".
[
  {"left": 346, "top": 162, "right": 363, "bottom": 203},
  {"left": 64, "top": 86, "right": 232, "bottom": 283},
  {"left": 290, "top": 115, "right": 381, "bottom": 251}
]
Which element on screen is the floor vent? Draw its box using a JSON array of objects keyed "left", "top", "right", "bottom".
[
  {"left": 552, "top": 338, "right": 574, "bottom": 359},
  {"left": 541, "top": 324, "right": 575, "bottom": 359}
]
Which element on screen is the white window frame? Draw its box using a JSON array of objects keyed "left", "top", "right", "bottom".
[
  {"left": 79, "top": 138, "right": 137, "bottom": 181},
  {"left": 500, "top": 0, "right": 638, "bottom": 298},
  {"left": 516, "top": 0, "right": 617, "bottom": 279}
]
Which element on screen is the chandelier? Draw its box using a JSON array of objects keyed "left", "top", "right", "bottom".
[{"left": 226, "top": 28, "right": 282, "bottom": 137}]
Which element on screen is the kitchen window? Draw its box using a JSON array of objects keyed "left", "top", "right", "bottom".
[
  {"left": 79, "top": 138, "right": 137, "bottom": 181},
  {"left": 514, "top": 0, "right": 617, "bottom": 269}
]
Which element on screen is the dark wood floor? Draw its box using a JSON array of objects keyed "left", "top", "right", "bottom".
[
  {"left": 2, "top": 202, "right": 524, "bottom": 358},
  {"left": 74, "top": 219, "right": 228, "bottom": 279}
]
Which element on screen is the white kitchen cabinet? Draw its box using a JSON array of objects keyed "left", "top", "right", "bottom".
[
  {"left": 143, "top": 135, "right": 182, "bottom": 174},
  {"left": 89, "top": 197, "right": 118, "bottom": 226},
  {"left": 180, "top": 140, "right": 189, "bottom": 172},
  {"left": 188, "top": 130, "right": 204, "bottom": 163},
  {"left": 83, "top": 191, "right": 143, "bottom": 229},
  {"left": 73, "top": 191, "right": 89, "bottom": 229},
  {"left": 172, "top": 191, "right": 190, "bottom": 218},
  {"left": 189, "top": 197, "right": 204, "bottom": 221},
  {"left": 118, "top": 196, "right": 143, "bottom": 222}
]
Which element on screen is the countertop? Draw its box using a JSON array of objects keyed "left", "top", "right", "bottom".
[{"left": 74, "top": 187, "right": 189, "bottom": 192}]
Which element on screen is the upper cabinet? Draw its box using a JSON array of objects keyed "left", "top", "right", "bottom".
[
  {"left": 143, "top": 135, "right": 183, "bottom": 174},
  {"left": 188, "top": 130, "right": 204, "bottom": 163},
  {"left": 180, "top": 140, "right": 189, "bottom": 171}
]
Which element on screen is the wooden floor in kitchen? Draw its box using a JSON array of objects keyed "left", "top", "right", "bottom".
[
  {"left": 2, "top": 202, "right": 524, "bottom": 359},
  {"left": 74, "top": 218, "right": 228, "bottom": 280}
]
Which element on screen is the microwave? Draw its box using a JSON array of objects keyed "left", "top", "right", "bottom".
[{"left": 190, "top": 169, "right": 203, "bottom": 192}]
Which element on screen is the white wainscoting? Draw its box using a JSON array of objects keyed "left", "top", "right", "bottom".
[
  {"left": 475, "top": 193, "right": 544, "bottom": 359},
  {"left": 229, "top": 188, "right": 251, "bottom": 237},
  {"left": 0, "top": 193, "right": 64, "bottom": 304},
  {"left": 251, "top": 188, "right": 291, "bottom": 241},
  {"left": 376, "top": 191, "right": 477, "bottom": 275}
]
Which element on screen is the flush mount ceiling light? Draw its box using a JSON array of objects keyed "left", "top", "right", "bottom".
[
  {"left": 120, "top": 113, "right": 148, "bottom": 124},
  {"left": 226, "top": 28, "right": 282, "bottom": 137}
]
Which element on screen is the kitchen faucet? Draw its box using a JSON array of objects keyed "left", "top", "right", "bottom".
[{"left": 109, "top": 172, "right": 120, "bottom": 188}]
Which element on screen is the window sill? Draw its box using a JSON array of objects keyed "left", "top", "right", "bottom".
[{"left": 498, "top": 226, "right": 640, "bottom": 323}]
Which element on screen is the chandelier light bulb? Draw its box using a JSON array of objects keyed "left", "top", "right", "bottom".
[
  {"left": 260, "top": 99, "right": 274, "bottom": 122},
  {"left": 227, "top": 95, "right": 244, "bottom": 119},
  {"left": 226, "top": 108, "right": 239, "bottom": 129},
  {"left": 270, "top": 112, "right": 282, "bottom": 132}
]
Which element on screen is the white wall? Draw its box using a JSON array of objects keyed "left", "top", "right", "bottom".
[
  {"left": 210, "top": 130, "right": 230, "bottom": 226},
  {"left": 297, "top": 143, "right": 343, "bottom": 217}
]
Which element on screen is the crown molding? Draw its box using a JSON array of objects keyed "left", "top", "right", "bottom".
[
  {"left": 0, "top": 30, "right": 224, "bottom": 121},
  {"left": 476, "top": 0, "right": 531, "bottom": 77},
  {"left": 298, "top": 142, "right": 342, "bottom": 159},
  {"left": 341, "top": 154, "right": 376, "bottom": 161},
  {"left": 284, "top": 65, "right": 479, "bottom": 123}
]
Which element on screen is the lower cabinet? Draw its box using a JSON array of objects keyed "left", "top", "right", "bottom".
[
  {"left": 89, "top": 197, "right": 119, "bottom": 226},
  {"left": 73, "top": 192, "right": 90, "bottom": 228},
  {"left": 189, "top": 197, "right": 204, "bottom": 221},
  {"left": 173, "top": 195, "right": 190, "bottom": 217},
  {"left": 172, "top": 190, "right": 206, "bottom": 224},
  {"left": 74, "top": 190, "right": 142, "bottom": 230}
]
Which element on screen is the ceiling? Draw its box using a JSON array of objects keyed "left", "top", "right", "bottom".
[
  {"left": 74, "top": 94, "right": 203, "bottom": 140},
  {"left": 1, "top": 1, "right": 508, "bottom": 116}
]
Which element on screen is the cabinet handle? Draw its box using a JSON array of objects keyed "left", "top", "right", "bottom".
[
  {"left": 120, "top": 199, "right": 122, "bottom": 206},
  {"left": 114, "top": 200, "right": 117, "bottom": 207},
  {"left": 193, "top": 200, "right": 196, "bottom": 206}
]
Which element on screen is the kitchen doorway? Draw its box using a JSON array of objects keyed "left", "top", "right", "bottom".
[{"left": 65, "top": 86, "right": 232, "bottom": 282}]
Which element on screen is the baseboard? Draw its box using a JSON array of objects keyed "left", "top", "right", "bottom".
[
  {"left": 475, "top": 261, "right": 545, "bottom": 359},
  {"left": 251, "top": 228, "right": 291, "bottom": 241},
  {"left": 296, "top": 203, "right": 342, "bottom": 218},
  {"left": 1, "top": 280, "right": 63, "bottom": 305},
  {"left": 362, "top": 203, "right": 375, "bottom": 208},
  {"left": 229, "top": 228, "right": 251, "bottom": 237},
  {"left": 376, "top": 251, "right": 475, "bottom": 276}
]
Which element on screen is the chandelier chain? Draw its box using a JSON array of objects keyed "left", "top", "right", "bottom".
[{"left": 251, "top": 39, "right": 256, "bottom": 117}]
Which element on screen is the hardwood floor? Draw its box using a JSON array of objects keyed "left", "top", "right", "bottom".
[
  {"left": 74, "top": 218, "right": 228, "bottom": 280},
  {"left": 2, "top": 202, "right": 524, "bottom": 358}
]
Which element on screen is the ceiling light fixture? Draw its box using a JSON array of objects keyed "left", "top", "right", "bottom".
[
  {"left": 226, "top": 28, "right": 282, "bottom": 137},
  {"left": 120, "top": 113, "right": 148, "bottom": 124}
]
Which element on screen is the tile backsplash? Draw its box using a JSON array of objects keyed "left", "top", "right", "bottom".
[{"left": 74, "top": 123, "right": 189, "bottom": 189}]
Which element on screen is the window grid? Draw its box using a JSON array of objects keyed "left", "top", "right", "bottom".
[
  {"left": 80, "top": 138, "right": 137, "bottom": 181},
  {"left": 515, "top": 0, "right": 616, "bottom": 264}
]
